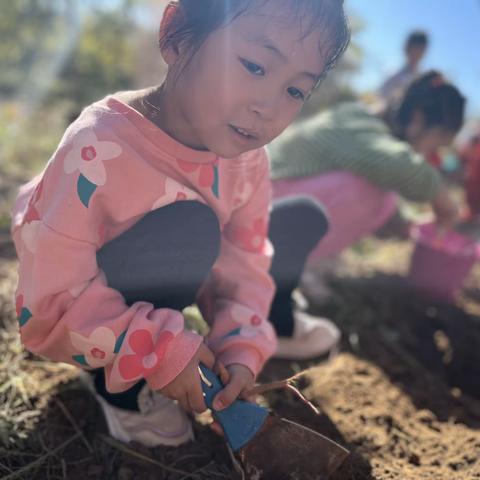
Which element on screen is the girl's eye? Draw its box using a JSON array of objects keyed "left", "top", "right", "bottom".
[
  {"left": 240, "top": 58, "right": 265, "bottom": 76},
  {"left": 287, "top": 87, "right": 306, "bottom": 101}
]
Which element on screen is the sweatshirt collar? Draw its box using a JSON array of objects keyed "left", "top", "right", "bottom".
[{"left": 106, "top": 96, "right": 218, "bottom": 164}]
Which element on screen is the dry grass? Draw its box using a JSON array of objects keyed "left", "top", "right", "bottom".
[{"left": 0, "top": 258, "right": 80, "bottom": 478}]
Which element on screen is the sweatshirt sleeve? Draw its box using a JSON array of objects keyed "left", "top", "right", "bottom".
[
  {"left": 11, "top": 126, "right": 202, "bottom": 394},
  {"left": 197, "top": 150, "right": 277, "bottom": 377},
  {"left": 313, "top": 127, "right": 444, "bottom": 202},
  {"left": 339, "top": 131, "right": 443, "bottom": 202}
]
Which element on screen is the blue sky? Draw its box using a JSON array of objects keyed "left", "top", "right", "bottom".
[{"left": 346, "top": 0, "right": 480, "bottom": 116}]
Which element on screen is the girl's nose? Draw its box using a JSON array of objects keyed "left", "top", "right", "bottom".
[{"left": 248, "top": 95, "right": 279, "bottom": 121}]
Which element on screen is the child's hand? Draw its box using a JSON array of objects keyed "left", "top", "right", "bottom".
[
  {"left": 212, "top": 363, "right": 255, "bottom": 411},
  {"left": 432, "top": 187, "right": 460, "bottom": 231},
  {"left": 160, "top": 342, "right": 215, "bottom": 414}
]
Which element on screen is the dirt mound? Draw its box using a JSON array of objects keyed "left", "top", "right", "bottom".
[
  {"left": 278, "top": 354, "right": 480, "bottom": 480},
  {"left": 2, "top": 237, "right": 480, "bottom": 479}
]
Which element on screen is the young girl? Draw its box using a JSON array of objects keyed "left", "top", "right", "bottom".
[
  {"left": 11, "top": 0, "right": 349, "bottom": 447},
  {"left": 268, "top": 72, "right": 465, "bottom": 357},
  {"left": 271, "top": 71, "right": 465, "bottom": 260}
]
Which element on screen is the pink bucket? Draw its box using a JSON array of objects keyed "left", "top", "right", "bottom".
[{"left": 408, "top": 222, "right": 480, "bottom": 301}]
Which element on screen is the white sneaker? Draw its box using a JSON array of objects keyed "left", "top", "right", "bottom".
[
  {"left": 82, "top": 375, "right": 193, "bottom": 447},
  {"left": 300, "top": 271, "right": 335, "bottom": 306},
  {"left": 274, "top": 310, "right": 341, "bottom": 360}
]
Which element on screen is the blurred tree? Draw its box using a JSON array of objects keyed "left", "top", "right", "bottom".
[
  {"left": 0, "top": 0, "right": 69, "bottom": 99},
  {"left": 49, "top": 1, "right": 140, "bottom": 118},
  {"left": 0, "top": 0, "right": 141, "bottom": 116},
  {"left": 0, "top": 0, "right": 141, "bottom": 189}
]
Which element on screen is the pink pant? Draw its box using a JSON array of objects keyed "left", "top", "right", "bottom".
[{"left": 272, "top": 171, "right": 397, "bottom": 262}]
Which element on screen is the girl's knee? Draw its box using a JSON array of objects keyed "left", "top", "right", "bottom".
[
  {"left": 272, "top": 196, "right": 329, "bottom": 238},
  {"left": 150, "top": 200, "right": 220, "bottom": 235}
]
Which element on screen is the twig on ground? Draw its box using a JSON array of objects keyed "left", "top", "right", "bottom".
[
  {"left": 226, "top": 444, "right": 245, "bottom": 480},
  {"left": 0, "top": 449, "right": 39, "bottom": 458},
  {"left": 0, "top": 462, "right": 13, "bottom": 474},
  {"left": 97, "top": 433, "right": 203, "bottom": 478},
  {"left": 170, "top": 453, "right": 207, "bottom": 467},
  {"left": 178, "top": 460, "right": 215, "bottom": 480},
  {"left": 0, "top": 432, "right": 81, "bottom": 480},
  {"left": 54, "top": 398, "right": 94, "bottom": 453},
  {"left": 61, "top": 458, "right": 67, "bottom": 480},
  {"left": 249, "top": 374, "right": 320, "bottom": 415}
]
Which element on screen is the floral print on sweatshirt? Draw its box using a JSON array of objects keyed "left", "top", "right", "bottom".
[{"left": 63, "top": 129, "right": 122, "bottom": 207}]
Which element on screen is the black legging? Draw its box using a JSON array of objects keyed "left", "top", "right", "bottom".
[{"left": 93, "top": 197, "right": 328, "bottom": 410}]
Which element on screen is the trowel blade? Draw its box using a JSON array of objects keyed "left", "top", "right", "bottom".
[{"left": 239, "top": 416, "right": 350, "bottom": 479}]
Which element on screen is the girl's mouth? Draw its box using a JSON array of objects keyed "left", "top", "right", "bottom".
[{"left": 229, "top": 124, "right": 258, "bottom": 141}]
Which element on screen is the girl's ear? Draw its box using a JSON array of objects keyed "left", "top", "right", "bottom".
[{"left": 159, "top": 3, "right": 181, "bottom": 66}]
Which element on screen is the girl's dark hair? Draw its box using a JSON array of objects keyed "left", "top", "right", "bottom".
[
  {"left": 159, "top": 0, "right": 350, "bottom": 81},
  {"left": 393, "top": 71, "right": 466, "bottom": 138}
]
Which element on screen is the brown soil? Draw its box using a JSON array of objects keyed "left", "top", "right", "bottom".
[{"left": 1, "top": 234, "right": 480, "bottom": 479}]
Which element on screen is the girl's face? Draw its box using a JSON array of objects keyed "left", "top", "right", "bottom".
[
  {"left": 163, "top": 2, "right": 326, "bottom": 158},
  {"left": 414, "top": 127, "right": 455, "bottom": 157},
  {"left": 405, "top": 111, "right": 455, "bottom": 157}
]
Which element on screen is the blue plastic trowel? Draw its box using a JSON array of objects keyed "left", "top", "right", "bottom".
[{"left": 199, "top": 365, "right": 349, "bottom": 479}]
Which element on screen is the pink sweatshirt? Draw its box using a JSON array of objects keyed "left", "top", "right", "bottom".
[{"left": 11, "top": 96, "right": 277, "bottom": 393}]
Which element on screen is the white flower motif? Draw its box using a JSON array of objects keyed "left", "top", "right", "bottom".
[
  {"left": 21, "top": 221, "right": 41, "bottom": 253},
  {"left": 64, "top": 129, "right": 122, "bottom": 186},
  {"left": 233, "top": 181, "right": 253, "bottom": 208},
  {"left": 69, "top": 280, "right": 91, "bottom": 299},
  {"left": 70, "top": 326, "right": 116, "bottom": 368},
  {"left": 237, "top": 326, "right": 262, "bottom": 338},
  {"left": 151, "top": 177, "right": 199, "bottom": 210},
  {"left": 230, "top": 304, "right": 275, "bottom": 341}
]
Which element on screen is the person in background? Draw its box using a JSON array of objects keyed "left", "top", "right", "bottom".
[
  {"left": 10, "top": 0, "right": 349, "bottom": 448},
  {"left": 378, "top": 30, "right": 429, "bottom": 107},
  {"left": 460, "top": 133, "right": 480, "bottom": 219},
  {"left": 268, "top": 71, "right": 465, "bottom": 359}
]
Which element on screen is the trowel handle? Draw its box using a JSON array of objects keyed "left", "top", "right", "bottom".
[
  {"left": 198, "top": 363, "right": 224, "bottom": 407},
  {"left": 198, "top": 364, "right": 268, "bottom": 452}
]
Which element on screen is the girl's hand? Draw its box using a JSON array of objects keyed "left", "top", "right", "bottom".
[
  {"left": 212, "top": 363, "right": 255, "bottom": 411},
  {"left": 159, "top": 342, "right": 215, "bottom": 414},
  {"left": 431, "top": 187, "right": 460, "bottom": 232}
]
